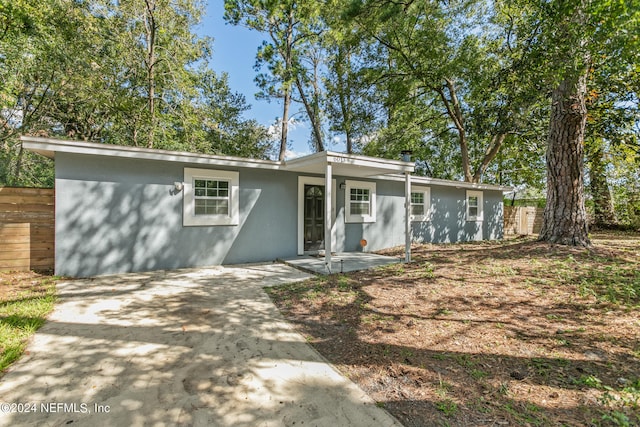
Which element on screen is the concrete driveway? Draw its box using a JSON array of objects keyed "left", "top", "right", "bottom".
[{"left": 0, "top": 264, "right": 401, "bottom": 427}]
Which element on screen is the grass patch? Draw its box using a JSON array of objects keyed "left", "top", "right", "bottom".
[
  {"left": 0, "top": 272, "right": 57, "bottom": 373},
  {"left": 435, "top": 399, "right": 458, "bottom": 417},
  {"left": 578, "top": 267, "right": 640, "bottom": 306}
]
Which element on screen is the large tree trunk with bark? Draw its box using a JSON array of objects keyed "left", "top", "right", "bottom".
[{"left": 539, "top": 71, "right": 591, "bottom": 246}]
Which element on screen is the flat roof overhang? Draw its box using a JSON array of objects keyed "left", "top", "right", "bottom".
[
  {"left": 20, "top": 136, "right": 283, "bottom": 170},
  {"left": 282, "top": 151, "right": 414, "bottom": 177},
  {"left": 20, "top": 137, "right": 413, "bottom": 177},
  {"left": 21, "top": 136, "right": 511, "bottom": 191},
  {"left": 371, "top": 173, "right": 514, "bottom": 192}
]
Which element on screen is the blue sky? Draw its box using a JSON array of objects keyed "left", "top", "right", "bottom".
[{"left": 198, "top": 2, "right": 317, "bottom": 158}]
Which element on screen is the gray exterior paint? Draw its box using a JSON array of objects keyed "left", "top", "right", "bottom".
[
  {"left": 412, "top": 185, "right": 504, "bottom": 244},
  {"left": 56, "top": 153, "right": 299, "bottom": 277},
  {"left": 55, "top": 153, "right": 504, "bottom": 277},
  {"left": 332, "top": 178, "right": 504, "bottom": 252}
]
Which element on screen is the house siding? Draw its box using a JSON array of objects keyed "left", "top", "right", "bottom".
[
  {"left": 332, "top": 178, "right": 504, "bottom": 251},
  {"left": 55, "top": 153, "right": 299, "bottom": 277},
  {"left": 55, "top": 153, "right": 504, "bottom": 277},
  {"left": 410, "top": 185, "right": 504, "bottom": 244}
]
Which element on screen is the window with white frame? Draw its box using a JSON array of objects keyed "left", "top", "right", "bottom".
[
  {"left": 410, "top": 186, "right": 431, "bottom": 222},
  {"left": 345, "top": 180, "right": 376, "bottom": 223},
  {"left": 466, "top": 190, "right": 484, "bottom": 221},
  {"left": 183, "top": 168, "right": 239, "bottom": 226},
  {"left": 194, "top": 179, "right": 229, "bottom": 215}
]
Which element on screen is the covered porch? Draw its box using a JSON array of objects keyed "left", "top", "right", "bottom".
[{"left": 283, "top": 151, "right": 415, "bottom": 270}]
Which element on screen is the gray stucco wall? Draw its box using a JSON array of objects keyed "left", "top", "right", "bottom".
[
  {"left": 55, "top": 153, "right": 504, "bottom": 277},
  {"left": 411, "top": 185, "right": 504, "bottom": 244},
  {"left": 55, "top": 153, "right": 299, "bottom": 277},
  {"left": 332, "top": 178, "right": 407, "bottom": 252},
  {"left": 330, "top": 178, "right": 504, "bottom": 252}
]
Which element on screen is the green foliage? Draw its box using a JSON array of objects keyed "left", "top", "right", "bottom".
[
  {"left": 224, "top": 0, "right": 327, "bottom": 157},
  {"left": 609, "top": 145, "right": 640, "bottom": 229},
  {"left": 435, "top": 399, "right": 458, "bottom": 417},
  {"left": 332, "top": 0, "right": 552, "bottom": 184},
  {"left": 599, "top": 378, "right": 640, "bottom": 427},
  {"left": 0, "top": 0, "right": 272, "bottom": 186},
  {"left": 503, "top": 198, "right": 546, "bottom": 208},
  {"left": 578, "top": 266, "right": 640, "bottom": 306}
]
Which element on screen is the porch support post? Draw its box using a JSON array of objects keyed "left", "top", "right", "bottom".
[
  {"left": 325, "top": 161, "right": 333, "bottom": 269},
  {"left": 405, "top": 171, "right": 411, "bottom": 263}
]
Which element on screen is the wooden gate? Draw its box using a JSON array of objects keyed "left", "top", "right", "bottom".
[{"left": 504, "top": 206, "right": 543, "bottom": 236}]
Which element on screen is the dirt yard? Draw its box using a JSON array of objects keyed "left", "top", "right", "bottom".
[
  {"left": 0, "top": 270, "right": 54, "bottom": 302},
  {"left": 267, "top": 232, "right": 640, "bottom": 426}
]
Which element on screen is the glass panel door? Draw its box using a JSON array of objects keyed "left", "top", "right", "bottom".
[{"left": 304, "top": 185, "right": 324, "bottom": 251}]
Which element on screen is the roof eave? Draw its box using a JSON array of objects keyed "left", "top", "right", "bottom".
[
  {"left": 283, "top": 151, "right": 414, "bottom": 175},
  {"left": 20, "top": 136, "right": 283, "bottom": 170},
  {"left": 371, "top": 173, "right": 514, "bottom": 192}
]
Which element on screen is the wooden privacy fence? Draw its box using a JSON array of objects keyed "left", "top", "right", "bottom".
[
  {"left": 504, "top": 206, "right": 544, "bottom": 236},
  {"left": 0, "top": 187, "right": 54, "bottom": 271}
]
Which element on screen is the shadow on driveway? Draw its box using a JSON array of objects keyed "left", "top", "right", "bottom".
[{"left": 0, "top": 264, "right": 401, "bottom": 427}]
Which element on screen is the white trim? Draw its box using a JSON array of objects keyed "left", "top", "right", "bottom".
[
  {"left": 325, "top": 163, "right": 333, "bottom": 266},
  {"left": 466, "top": 190, "right": 484, "bottom": 221},
  {"left": 410, "top": 185, "right": 432, "bottom": 222},
  {"left": 183, "top": 168, "right": 239, "bottom": 226},
  {"left": 368, "top": 173, "right": 513, "bottom": 192},
  {"left": 21, "top": 136, "right": 282, "bottom": 170},
  {"left": 404, "top": 172, "right": 411, "bottom": 263},
  {"left": 285, "top": 150, "right": 413, "bottom": 173},
  {"left": 21, "top": 136, "right": 514, "bottom": 191},
  {"left": 345, "top": 180, "right": 376, "bottom": 223},
  {"left": 297, "top": 176, "right": 337, "bottom": 255}
]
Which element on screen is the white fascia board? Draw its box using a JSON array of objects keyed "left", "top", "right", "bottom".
[
  {"left": 283, "top": 150, "right": 414, "bottom": 174},
  {"left": 370, "top": 173, "right": 514, "bottom": 192},
  {"left": 20, "top": 136, "right": 283, "bottom": 170},
  {"left": 325, "top": 151, "right": 414, "bottom": 173}
]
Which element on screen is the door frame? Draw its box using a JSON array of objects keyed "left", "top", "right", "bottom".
[{"left": 297, "top": 176, "right": 336, "bottom": 255}]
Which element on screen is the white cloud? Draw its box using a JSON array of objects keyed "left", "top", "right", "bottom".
[
  {"left": 267, "top": 117, "right": 304, "bottom": 139},
  {"left": 354, "top": 132, "right": 377, "bottom": 146}
]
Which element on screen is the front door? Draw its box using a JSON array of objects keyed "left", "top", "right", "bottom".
[{"left": 304, "top": 185, "right": 324, "bottom": 251}]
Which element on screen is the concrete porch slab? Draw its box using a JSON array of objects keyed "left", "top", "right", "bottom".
[{"left": 280, "top": 252, "right": 403, "bottom": 275}]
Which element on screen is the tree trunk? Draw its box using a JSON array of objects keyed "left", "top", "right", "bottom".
[
  {"left": 295, "top": 76, "right": 324, "bottom": 152},
  {"left": 277, "top": 9, "right": 295, "bottom": 162},
  {"left": 436, "top": 79, "right": 473, "bottom": 182},
  {"left": 11, "top": 143, "right": 24, "bottom": 186},
  {"left": 472, "top": 133, "right": 507, "bottom": 183},
  {"left": 279, "top": 87, "right": 290, "bottom": 161},
  {"left": 144, "top": 0, "right": 157, "bottom": 149},
  {"left": 539, "top": 71, "right": 591, "bottom": 246},
  {"left": 588, "top": 143, "right": 616, "bottom": 227},
  {"left": 336, "top": 47, "right": 353, "bottom": 154}
]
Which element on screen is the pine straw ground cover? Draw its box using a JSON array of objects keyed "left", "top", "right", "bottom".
[{"left": 266, "top": 231, "right": 640, "bottom": 427}]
